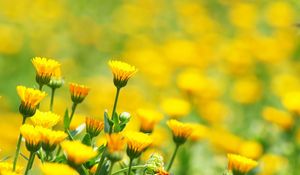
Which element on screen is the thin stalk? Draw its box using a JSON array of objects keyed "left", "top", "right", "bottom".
[
  {"left": 108, "top": 161, "right": 115, "bottom": 175},
  {"left": 110, "top": 87, "right": 120, "bottom": 133},
  {"left": 24, "top": 152, "right": 35, "bottom": 175},
  {"left": 111, "top": 165, "right": 145, "bottom": 175},
  {"left": 95, "top": 151, "right": 106, "bottom": 175},
  {"left": 127, "top": 158, "right": 133, "bottom": 175},
  {"left": 69, "top": 103, "right": 77, "bottom": 126},
  {"left": 37, "top": 84, "right": 43, "bottom": 109},
  {"left": 167, "top": 144, "right": 180, "bottom": 171},
  {"left": 49, "top": 88, "right": 56, "bottom": 111},
  {"left": 55, "top": 146, "right": 61, "bottom": 157},
  {"left": 13, "top": 117, "right": 26, "bottom": 171}
]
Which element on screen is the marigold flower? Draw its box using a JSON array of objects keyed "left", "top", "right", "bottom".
[
  {"left": 167, "top": 119, "right": 193, "bottom": 145},
  {"left": 137, "top": 108, "right": 163, "bottom": 133},
  {"left": 32, "top": 57, "right": 60, "bottom": 86},
  {"left": 30, "top": 110, "right": 61, "bottom": 128},
  {"left": 17, "top": 86, "right": 46, "bottom": 117},
  {"left": 41, "top": 163, "right": 79, "bottom": 175},
  {"left": 227, "top": 154, "right": 258, "bottom": 174},
  {"left": 262, "top": 107, "right": 294, "bottom": 130},
  {"left": 69, "top": 83, "right": 90, "bottom": 104},
  {"left": 106, "top": 133, "right": 126, "bottom": 161},
  {"left": 61, "top": 140, "right": 97, "bottom": 164},
  {"left": 20, "top": 124, "right": 42, "bottom": 152},
  {"left": 108, "top": 60, "right": 137, "bottom": 88},
  {"left": 125, "top": 131, "right": 152, "bottom": 159},
  {"left": 39, "top": 127, "right": 67, "bottom": 152},
  {"left": 48, "top": 66, "right": 64, "bottom": 89},
  {"left": 85, "top": 117, "right": 104, "bottom": 138},
  {"left": 0, "top": 162, "right": 22, "bottom": 174},
  {"left": 161, "top": 98, "right": 190, "bottom": 118}
]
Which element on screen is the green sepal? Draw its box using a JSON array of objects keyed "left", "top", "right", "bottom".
[
  {"left": 112, "top": 111, "right": 119, "bottom": 125},
  {"left": 82, "top": 133, "right": 92, "bottom": 146},
  {"left": 63, "top": 109, "right": 70, "bottom": 130},
  {"left": 104, "top": 110, "right": 114, "bottom": 133}
]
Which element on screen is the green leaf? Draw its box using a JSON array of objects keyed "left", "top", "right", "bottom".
[
  {"left": 104, "top": 110, "right": 113, "bottom": 133},
  {"left": 114, "top": 123, "right": 126, "bottom": 132},
  {"left": 82, "top": 133, "right": 92, "bottom": 146},
  {"left": 63, "top": 109, "right": 70, "bottom": 130},
  {"left": 112, "top": 111, "right": 119, "bottom": 125},
  {"left": 99, "top": 161, "right": 110, "bottom": 175}
]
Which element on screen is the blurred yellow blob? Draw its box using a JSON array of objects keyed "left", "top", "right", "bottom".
[
  {"left": 258, "top": 154, "right": 287, "bottom": 175},
  {"left": 271, "top": 73, "right": 300, "bottom": 98},
  {"left": 198, "top": 100, "right": 229, "bottom": 124},
  {"left": 282, "top": 91, "right": 300, "bottom": 115},
  {"left": 161, "top": 97, "right": 190, "bottom": 118},
  {"left": 40, "top": 162, "right": 78, "bottom": 175},
  {"left": 190, "top": 124, "right": 209, "bottom": 142},
  {"left": 266, "top": 1, "right": 295, "bottom": 28},
  {"left": 238, "top": 141, "right": 263, "bottom": 160},
  {"left": 262, "top": 107, "right": 294, "bottom": 130},
  {"left": 0, "top": 25, "right": 23, "bottom": 54},
  {"left": 229, "top": 2, "right": 257, "bottom": 29}
]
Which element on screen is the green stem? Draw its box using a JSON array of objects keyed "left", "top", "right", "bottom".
[
  {"left": 37, "top": 84, "right": 43, "bottom": 109},
  {"left": 95, "top": 151, "right": 106, "bottom": 175},
  {"left": 55, "top": 146, "right": 61, "bottom": 157},
  {"left": 24, "top": 152, "right": 35, "bottom": 175},
  {"left": 69, "top": 102, "right": 77, "bottom": 127},
  {"left": 110, "top": 87, "right": 121, "bottom": 133},
  {"left": 127, "top": 158, "right": 133, "bottom": 175},
  {"left": 108, "top": 161, "right": 115, "bottom": 175},
  {"left": 167, "top": 144, "right": 180, "bottom": 171},
  {"left": 111, "top": 165, "right": 145, "bottom": 175},
  {"left": 13, "top": 117, "right": 26, "bottom": 171},
  {"left": 50, "top": 88, "right": 56, "bottom": 111}
]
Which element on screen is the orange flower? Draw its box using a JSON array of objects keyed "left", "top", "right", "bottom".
[{"left": 69, "top": 83, "right": 90, "bottom": 103}]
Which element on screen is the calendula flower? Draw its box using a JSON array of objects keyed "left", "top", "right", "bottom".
[
  {"left": 0, "top": 162, "right": 22, "bottom": 174},
  {"left": 20, "top": 124, "right": 42, "bottom": 152},
  {"left": 85, "top": 117, "right": 104, "bottom": 138},
  {"left": 61, "top": 140, "right": 97, "bottom": 165},
  {"left": 48, "top": 66, "right": 64, "bottom": 89},
  {"left": 125, "top": 131, "right": 152, "bottom": 159},
  {"left": 41, "top": 163, "right": 79, "bottom": 175},
  {"left": 17, "top": 86, "right": 46, "bottom": 117},
  {"left": 106, "top": 133, "right": 126, "bottom": 161},
  {"left": 108, "top": 60, "right": 137, "bottom": 88},
  {"left": 137, "top": 108, "right": 163, "bottom": 133},
  {"left": 39, "top": 127, "right": 67, "bottom": 152},
  {"left": 30, "top": 110, "right": 61, "bottom": 128},
  {"left": 227, "top": 154, "right": 258, "bottom": 175},
  {"left": 69, "top": 83, "right": 90, "bottom": 104},
  {"left": 167, "top": 119, "right": 193, "bottom": 145},
  {"left": 262, "top": 107, "right": 294, "bottom": 130},
  {"left": 32, "top": 57, "right": 60, "bottom": 86},
  {"left": 161, "top": 98, "right": 190, "bottom": 118}
]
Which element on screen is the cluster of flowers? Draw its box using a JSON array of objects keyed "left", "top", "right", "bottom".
[{"left": 1, "top": 57, "right": 258, "bottom": 175}]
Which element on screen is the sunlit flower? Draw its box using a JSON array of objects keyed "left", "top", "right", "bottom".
[
  {"left": 106, "top": 133, "right": 126, "bottom": 161},
  {"left": 85, "top": 117, "right": 104, "bottom": 138},
  {"left": 161, "top": 98, "right": 190, "bottom": 118},
  {"left": 40, "top": 163, "right": 79, "bottom": 175},
  {"left": 125, "top": 131, "right": 152, "bottom": 159},
  {"left": 30, "top": 110, "right": 61, "bottom": 128},
  {"left": 282, "top": 91, "right": 300, "bottom": 115},
  {"left": 32, "top": 57, "right": 60, "bottom": 86},
  {"left": 39, "top": 127, "right": 67, "bottom": 152},
  {"left": 227, "top": 154, "right": 258, "bottom": 174},
  {"left": 0, "top": 162, "right": 22, "bottom": 174},
  {"left": 137, "top": 108, "right": 163, "bottom": 133},
  {"left": 17, "top": 86, "right": 46, "bottom": 117},
  {"left": 262, "top": 107, "right": 294, "bottom": 130},
  {"left": 69, "top": 83, "right": 90, "bottom": 104},
  {"left": 20, "top": 124, "right": 42, "bottom": 152},
  {"left": 108, "top": 60, "right": 137, "bottom": 88},
  {"left": 61, "top": 140, "right": 97, "bottom": 164},
  {"left": 167, "top": 119, "right": 193, "bottom": 145}
]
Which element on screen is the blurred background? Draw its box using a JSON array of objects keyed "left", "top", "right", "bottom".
[{"left": 1, "top": 0, "right": 300, "bottom": 174}]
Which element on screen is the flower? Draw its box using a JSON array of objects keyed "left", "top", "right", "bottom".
[
  {"left": 282, "top": 91, "right": 300, "bottom": 115},
  {"left": 145, "top": 153, "right": 169, "bottom": 175},
  {"left": 40, "top": 163, "right": 79, "bottom": 175},
  {"left": 85, "top": 117, "right": 104, "bottom": 138},
  {"left": 0, "top": 162, "right": 22, "bottom": 174},
  {"left": 137, "top": 108, "right": 163, "bottom": 133},
  {"left": 161, "top": 98, "right": 190, "bottom": 118},
  {"left": 262, "top": 107, "right": 294, "bottom": 130},
  {"left": 125, "top": 131, "right": 152, "bottom": 159},
  {"left": 106, "top": 133, "right": 126, "bottom": 161},
  {"left": 48, "top": 66, "right": 64, "bottom": 89},
  {"left": 108, "top": 60, "right": 137, "bottom": 88},
  {"left": 167, "top": 119, "right": 193, "bottom": 145},
  {"left": 17, "top": 86, "right": 46, "bottom": 117},
  {"left": 39, "top": 127, "right": 67, "bottom": 152},
  {"left": 238, "top": 141, "right": 263, "bottom": 160},
  {"left": 30, "top": 110, "right": 61, "bottom": 128},
  {"left": 227, "top": 154, "right": 258, "bottom": 174},
  {"left": 61, "top": 140, "right": 97, "bottom": 164},
  {"left": 69, "top": 83, "right": 90, "bottom": 104},
  {"left": 31, "top": 57, "right": 60, "bottom": 86},
  {"left": 20, "top": 124, "right": 42, "bottom": 152}
]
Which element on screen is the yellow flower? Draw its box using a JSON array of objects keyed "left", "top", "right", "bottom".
[
  {"left": 85, "top": 117, "right": 104, "bottom": 138},
  {"left": 262, "top": 107, "right": 294, "bottom": 130},
  {"left": 48, "top": 66, "right": 64, "bottom": 89},
  {"left": 238, "top": 141, "right": 263, "bottom": 160},
  {"left": 61, "top": 140, "right": 97, "bottom": 164},
  {"left": 30, "top": 110, "right": 61, "bottom": 128},
  {"left": 40, "top": 163, "right": 79, "bottom": 175},
  {"left": 227, "top": 154, "right": 258, "bottom": 174},
  {"left": 69, "top": 83, "right": 90, "bottom": 104},
  {"left": 39, "top": 127, "right": 67, "bottom": 152},
  {"left": 189, "top": 124, "right": 208, "bottom": 142},
  {"left": 167, "top": 119, "right": 193, "bottom": 145},
  {"left": 32, "top": 57, "right": 60, "bottom": 85},
  {"left": 106, "top": 133, "right": 126, "bottom": 161},
  {"left": 0, "top": 162, "right": 22, "bottom": 174},
  {"left": 20, "top": 124, "right": 42, "bottom": 152},
  {"left": 161, "top": 98, "right": 190, "bottom": 118},
  {"left": 282, "top": 91, "right": 300, "bottom": 115},
  {"left": 17, "top": 86, "right": 47, "bottom": 117},
  {"left": 137, "top": 108, "right": 163, "bottom": 133},
  {"left": 108, "top": 60, "right": 137, "bottom": 88},
  {"left": 125, "top": 131, "right": 152, "bottom": 159}
]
